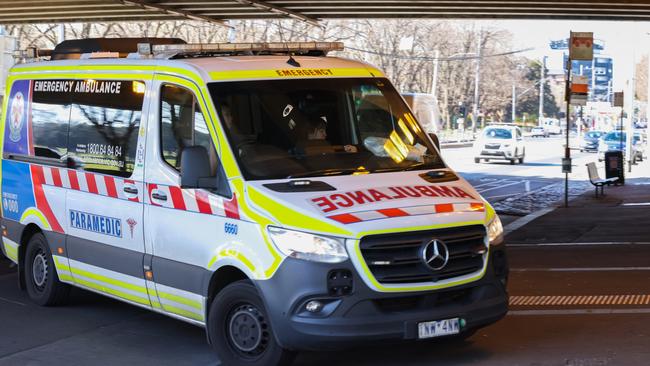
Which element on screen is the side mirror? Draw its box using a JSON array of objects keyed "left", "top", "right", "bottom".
[
  {"left": 180, "top": 146, "right": 217, "bottom": 189},
  {"left": 428, "top": 133, "right": 441, "bottom": 151}
]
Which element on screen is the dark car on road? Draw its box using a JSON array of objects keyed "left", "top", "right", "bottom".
[
  {"left": 598, "top": 131, "right": 644, "bottom": 162},
  {"left": 580, "top": 130, "right": 605, "bottom": 152}
]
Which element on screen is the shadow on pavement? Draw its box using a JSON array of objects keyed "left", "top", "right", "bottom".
[{"left": 506, "top": 177, "right": 650, "bottom": 244}]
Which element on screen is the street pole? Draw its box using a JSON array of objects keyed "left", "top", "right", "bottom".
[
  {"left": 431, "top": 48, "right": 440, "bottom": 96},
  {"left": 57, "top": 24, "right": 65, "bottom": 44},
  {"left": 538, "top": 56, "right": 546, "bottom": 127},
  {"left": 512, "top": 79, "right": 517, "bottom": 123},
  {"left": 564, "top": 57, "right": 572, "bottom": 208},
  {"left": 472, "top": 31, "right": 482, "bottom": 132},
  {"left": 625, "top": 79, "right": 635, "bottom": 173},
  {"left": 645, "top": 46, "right": 650, "bottom": 146}
]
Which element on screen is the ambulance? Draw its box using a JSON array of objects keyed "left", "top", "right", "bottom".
[{"left": 0, "top": 38, "right": 509, "bottom": 366}]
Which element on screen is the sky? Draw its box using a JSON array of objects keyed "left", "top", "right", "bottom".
[{"left": 485, "top": 19, "right": 650, "bottom": 91}]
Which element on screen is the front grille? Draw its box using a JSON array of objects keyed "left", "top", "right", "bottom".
[
  {"left": 360, "top": 225, "right": 486, "bottom": 284},
  {"left": 485, "top": 143, "right": 500, "bottom": 149}
]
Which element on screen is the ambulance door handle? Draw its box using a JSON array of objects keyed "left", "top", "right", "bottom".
[
  {"left": 151, "top": 190, "right": 167, "bottom": 202},
  {"left": 123, "top": 185, "right": 139, "bottom": 195}
]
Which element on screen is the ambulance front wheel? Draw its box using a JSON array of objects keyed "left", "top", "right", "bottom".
[
  {"left": 208, "top": 280, "right": 295, "bottom": 366},
  {"left": 24, "top": 232, "right": 70, "bottom": 306}
]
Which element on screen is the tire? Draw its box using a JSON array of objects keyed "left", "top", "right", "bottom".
[
  {"left": 519, "top": 156, "right": 525, "bottom": 164},
  {"left": 208, "top": 280, "right": 295, "bottom": 366},
  {"left": 474, "top": 158, "right": 480, "bottom": 163},
  {"left": 24, "top": 232, "right": 70, "bottom": 306},
  {"left": 511, "top": 149, "right": 518, "bottom": 165}
]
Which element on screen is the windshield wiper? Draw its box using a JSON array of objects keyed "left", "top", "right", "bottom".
[
  {"left": 372, "top": 162, "right": 430, "bottom": 173},
  {"left": 287, "top": 168, "right": 365, "bottom": 179}
]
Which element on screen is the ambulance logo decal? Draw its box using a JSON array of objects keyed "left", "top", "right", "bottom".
[
  {"left": 9, "top": 92, "right": 25, "bottom": 143},
  {"left": 127, "top": 218, "right": 137, "bottom": 239}
]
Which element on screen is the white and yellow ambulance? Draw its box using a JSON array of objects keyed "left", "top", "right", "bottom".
[{"left": 0, "top": 38, "right": 508, "bottom": 366}]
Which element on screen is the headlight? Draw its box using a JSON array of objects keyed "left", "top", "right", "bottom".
[
  {"left": 502, "top": 144, "right": 511, "bottom": 148},
  {"left": 268, "top": 227, "right": 348, "bottom": 263},
  {"left": 487, "top": 216, "right": 504, "bottom": 246}
]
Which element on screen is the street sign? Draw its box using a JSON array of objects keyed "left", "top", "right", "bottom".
[
  {"left": 570, "top": 95, "right": 588, "bottom": 106},
  {"left": 569, "top": 32, "right": 594, "bottom": 61},
  {"left": 562, "top": 158, "right": 572, "bottom": 173},
  {"left": 570, "top": 75, "right": 589, "bottom": 105},
  {"left": 571, "top": 75, "right": 589, "bottom": 94},
  {"left": 613, "top": 92, "right": 624, "bottom": 107}
]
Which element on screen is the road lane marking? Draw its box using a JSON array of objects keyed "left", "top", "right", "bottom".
[
  {"left": 0, "top": 296, "right": 26, "bottom": 306},
  {"left": 503, "top": 208, "right": 554, "bottom": 234},
  {"left": 476, "top": 180, "right": 523, "bottom": 193},
  {"left": 508, "top": 241, "right": 650, "bottom": 247},
  {"left": 511, "top": 267, "right": 650, "bottom": 272},
  {"left": 509, "top": 294, "right": 650, "bottom": 307}
]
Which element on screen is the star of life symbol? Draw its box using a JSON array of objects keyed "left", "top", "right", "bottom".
[
  {"left": 126, "top": 218, "right": 137, "bottom": 239},
  {"left": 9, "top": 92, "right": 25, "bottom": 143}
]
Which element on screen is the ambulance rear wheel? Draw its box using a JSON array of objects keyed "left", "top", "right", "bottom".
[
  {"left": 209, "top": 280, "right": 295, "bottom": 366},
  {"left": 24, "top": 232, "right": 70, "bottom": 306}
]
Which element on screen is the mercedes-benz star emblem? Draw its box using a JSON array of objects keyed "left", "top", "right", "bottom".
[{"left": 422, "top": 239, "right": 449, "bottom": 271}]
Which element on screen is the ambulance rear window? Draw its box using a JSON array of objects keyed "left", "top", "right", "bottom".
[{"left": 3, "top": 79, "right": 145, "bottom": 178}]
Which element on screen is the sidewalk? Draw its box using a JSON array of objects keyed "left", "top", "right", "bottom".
[{"left": 505, "top": 177, "right": 650, "bottom": 244}]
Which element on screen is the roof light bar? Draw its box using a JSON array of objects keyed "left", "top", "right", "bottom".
[{"left": 140, "top": 42, "right": 344, "bottom": 57}]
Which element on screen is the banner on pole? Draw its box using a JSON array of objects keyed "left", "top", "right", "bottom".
[
  {"left": 613, "top": 92, "right": 624, "bottom": 107},
  {"left": 569, "top": 32, "right": 594, "bottom": 61}
]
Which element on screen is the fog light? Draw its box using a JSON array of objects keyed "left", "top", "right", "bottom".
[{"left": 305, "top": 300, "right": 324, "bottom": 313}]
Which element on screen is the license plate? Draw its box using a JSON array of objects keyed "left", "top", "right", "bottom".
[{"left": 418, "top": 318, "right": 460, "bottom": 339}]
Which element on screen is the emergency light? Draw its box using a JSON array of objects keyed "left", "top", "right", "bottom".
[{"left": 138, "top": 41, "right": 345, "bottom": 58}]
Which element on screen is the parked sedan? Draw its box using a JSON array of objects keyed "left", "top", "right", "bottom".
[
  {"left": 597, "top": 131, "right": 643, "bottom": 162},
  {"left": 580, "top": 130, "right": 605, "bottom": 152}
]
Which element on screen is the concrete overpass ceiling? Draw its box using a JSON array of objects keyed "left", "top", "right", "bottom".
[{"left": 3, "top": 1, "right": 650, "bottom": 25}]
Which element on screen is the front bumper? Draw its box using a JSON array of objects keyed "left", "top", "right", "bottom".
[
  {"left": 476, "top": 150, "right": 515, "bottom": 160},
  {"left": 256, "top": 245, "right": 509, "bottom": 351},
  {"left": 581, "top": 143, "right": 598, "bottom": 151}
]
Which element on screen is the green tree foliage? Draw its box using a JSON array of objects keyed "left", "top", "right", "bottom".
[{"left": 506, "top": 60, "right": 559, "bottom": 122}]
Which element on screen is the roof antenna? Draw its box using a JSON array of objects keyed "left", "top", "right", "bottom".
[{"left": 287, "top": 54, "right": 301, "bottom": 67}]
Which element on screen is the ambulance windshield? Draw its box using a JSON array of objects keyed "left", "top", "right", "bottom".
[{"left": 209, "top": 78, "right": 444, "bottom": 180}]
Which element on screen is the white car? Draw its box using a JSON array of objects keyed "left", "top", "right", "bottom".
[
  {"left": 474, "top": 125, "right": 526, "bottom": 164},
  {"left": 542, "top": 119, "right": 562, "bottom": 135},
  {"left": 530, "top": 126, "right": 548, "bottom": 138}
]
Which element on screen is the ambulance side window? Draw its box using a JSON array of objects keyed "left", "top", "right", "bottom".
[
  {"left": 67, "top": 80, "right": 145, "bottom": 178},
  {"left": 160, "top": 84, "right": 216, "bottom": 175},
  {"left": 30, "top": 80, "right": 72, "bottom": 159}
]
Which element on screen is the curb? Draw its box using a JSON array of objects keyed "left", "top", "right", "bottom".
[
  {"left": 441, "top": 142, "right": 473, "bottom": 149},
  {"left": 503, "top": 207, "right": 555, "bottom": 236}
]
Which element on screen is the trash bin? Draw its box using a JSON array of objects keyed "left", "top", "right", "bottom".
[{"left": 604, "top": 150, "right": 624, "bottom": 185}]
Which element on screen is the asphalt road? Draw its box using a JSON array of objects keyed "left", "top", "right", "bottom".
[{"left": 441, "top": 136, "right": 597, "bottom": 205}]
